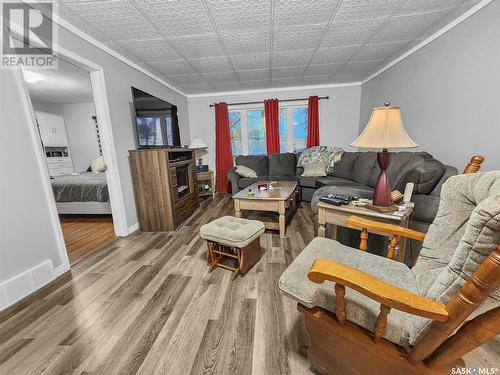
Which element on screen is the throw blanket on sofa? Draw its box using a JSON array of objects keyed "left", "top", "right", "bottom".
[{"left": 298, "top": 146, "right": 344, "bottom": 174}]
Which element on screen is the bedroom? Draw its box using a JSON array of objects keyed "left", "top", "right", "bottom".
[{"left": 23, "top": 59, "right": 116, "bottom": 264}]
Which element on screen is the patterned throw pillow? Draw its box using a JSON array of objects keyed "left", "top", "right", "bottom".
[
  {"left": 301, "top": 162, "right": 327, "bottom": 177},
  {"left": 297, "top": 146, "right": 344, "bottom": 174}
]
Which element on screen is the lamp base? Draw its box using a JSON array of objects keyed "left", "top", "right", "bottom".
[{"left": 372, "top": 149, "right": 392, "bottom": 207}]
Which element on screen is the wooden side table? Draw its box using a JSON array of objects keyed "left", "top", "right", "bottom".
[
  {"left": 196, "top": 170, "right": 215, "bottom": 198},
  {"left": 317, "top": 201, "right": 413, "bottom": 263}
]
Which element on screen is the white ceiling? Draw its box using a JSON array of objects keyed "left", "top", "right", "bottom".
[
  {"left": 24, "top": 59, "right": 93, "bottom": 105},
  {"left": 55, "top": 0, "right": 482, "bottom": 94}
]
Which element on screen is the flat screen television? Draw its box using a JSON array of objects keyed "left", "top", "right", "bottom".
[{"left": 132, "top": 87, "right": 181, "bottom": 148}]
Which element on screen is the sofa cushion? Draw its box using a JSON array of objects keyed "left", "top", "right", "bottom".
[
  {"left": 279, "top": 237, "right": 418, "bottom": 347},
  {"left": 200, "top": 216, "right": 265, "bottom": 248},
  {"left": 329, "top": 152, "right": 361, "bottom": 180},
  {"left": 268, "top": 175, "right": 299, "bottom": 182},
  {"left": 351, "top": 152, "right": 379, "bottom": 186},
  {"left": 269, "top": 153, "right": 296, "bottom": 176},
  {"left": 412, "top": 194, "right": 440, "bottom": 224},
  {"left": 238, "top": 177, "right": 269, "bottom": 189},
  {"left": 236, "top": 155, "right": 269, "bottom": 176},
  {"left": 410, "top": 171, "right": 500, "bottom": 345},
  {"left": 235, "top": 165, "right": 257, "bottom": 178}
]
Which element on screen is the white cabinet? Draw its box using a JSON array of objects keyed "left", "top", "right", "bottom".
[{"left": 36, "top": 111, "right": 69, "bottom": 147}]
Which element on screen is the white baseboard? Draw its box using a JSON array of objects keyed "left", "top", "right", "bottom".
[
  {"left": 0, "top": 260, "right": 64, "bottom": 312},
  {"left": 128, "top": 223, "right": 140, "bottom": 235}
]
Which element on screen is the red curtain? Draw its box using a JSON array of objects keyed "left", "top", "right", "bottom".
[
  {"left": 307, "top": 96, "right": 320, "bottom": 148},
  {"left": 264, "top": 98, "right": 280, "bottom": 154},
  {"left": 215, "top": 102, "right": 233, "bottom": 193}
]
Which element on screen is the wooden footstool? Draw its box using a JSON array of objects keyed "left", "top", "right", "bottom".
[{"left": 200, "top": 216, "right": 265, "bottom": 279}]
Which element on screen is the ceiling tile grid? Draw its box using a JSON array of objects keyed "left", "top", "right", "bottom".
[{"left": 56, "top": 0, "right": 481, "bottom": 94}]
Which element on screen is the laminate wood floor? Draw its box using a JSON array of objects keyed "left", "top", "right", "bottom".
[
  {"left": 59, "top": 215, "right": 116, "bottom": 265},
  {"left": 0, "top": 196, "right": 497, "bottom": 374}
]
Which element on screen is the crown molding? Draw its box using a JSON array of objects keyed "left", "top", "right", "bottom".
[
  {"left": 186, "top": 82, "right": 362, "bottom": 98},
  {"left": 361, "top": 0, "right": 493, "bottom": 85},
  {"left": 24, "top": 0, "right": 188, "bottom": 98}
]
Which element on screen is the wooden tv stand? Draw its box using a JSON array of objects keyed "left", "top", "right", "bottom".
[{"left": 129, "top": 148, "right": 199, "bottom": 231}]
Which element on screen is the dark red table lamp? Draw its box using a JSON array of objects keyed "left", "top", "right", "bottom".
[{"left": 350, "top": 102, "right": 417, "bottom": 207}]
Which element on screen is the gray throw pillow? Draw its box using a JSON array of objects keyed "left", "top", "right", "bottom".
[{"left": 301, "top": 162, "right": 327, "bottom": 177}]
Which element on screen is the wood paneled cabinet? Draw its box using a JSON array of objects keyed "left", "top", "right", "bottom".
[{"left": 129, "top": 148, "right": 199, "bottom": 231}]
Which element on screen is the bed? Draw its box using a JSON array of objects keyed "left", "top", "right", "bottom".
[{"left": 51, "top": 172, "right": 111, "bottom": 214}]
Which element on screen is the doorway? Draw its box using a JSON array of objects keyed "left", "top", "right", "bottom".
[{"left": 23, "top": 58, "right": 116, "bottom": 264}]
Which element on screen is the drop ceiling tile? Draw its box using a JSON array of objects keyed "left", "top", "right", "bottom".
[
  {"left": 335, "top": 0, "right": 403, "bottom": 21},
  {"left": 169, "top": 34, "right": 225, "bottom": 58},
  {"left": 116, "top": 38, "right": 181, "bottom": 62},
  {"left": 209, "top": 81, "right": 241, "bottom": 91},
  {"left": 272, "top": 49, "right": 314, "bottom": 67},
  {"left": 396, "top": 0, "right": 464, "bottom": 14},
  {"left": 168, "top": 74, "right": 206, "bottom": 85},
  {"left": 311, "top": 46, "right": 360, "bottom": 64},
  {"left": 207, "top": 0, "right": 271, "bottom": 31},
  {"left": 221, "top": 28, "right": 270, "bottom": 55},
  {"left": 304, "top": 63, "right": 343, "bottom": 76},
  {"left": 240, "top": 80, "right": 271, "bottom": 89},
  {"left": 270, "top": 77, "right": 303, "bottom": 87},
  {"left": 332, "top": 71, "right": 366, "bottom": 82},
  {"left": 202, "top": 71, "right": 238, "bottom": 83},
  {"left": 370, "top": 9, "right": 450, "bottom": 43},
  {"left": 148, "top": 60, "right": 196, "bottom": 76},
  {"left": 350, "top": 41, "right": 409, "bottom": 62},
  {"left": 274, "top": 25, "right": 326, "bottom": 51},
  {"left": 237, "top": 69, "right": 270, "bottom": 81},
  {"left": 231, "top": 53, "right": 270, "bottom": 70},
  {"left": 178, "top": 83, "right": 213, "bottom": 94},
  {"left": 139, "top": 0, "right": 214, "bottom": 37},
  {"left": 301, "top": 75, "right": 336, "bottom": 85},
  {"left": 322, "top": 18, "right": 387, "bottom": 47},
  {"left": 272, "top": 66, "right": 307, "bottom": 79},
  {"left": 274, "top": 0, "right": 341, "bottom": 27},
  {"left": 63, "top": 0, "right": 159, "bottom": 41},
  {"left": 338, "top": 60, "right": 383, "bottom": 73},
  {"left": 188, "top": 56, "right": 232, "bottom": 73}
]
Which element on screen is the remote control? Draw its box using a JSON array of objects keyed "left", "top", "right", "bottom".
[
  {"left": 326, "top": 194, "right": 353, "bottom": 203},
  {"left": 320, "top": 197, "right": 347, "bottom": 206}
]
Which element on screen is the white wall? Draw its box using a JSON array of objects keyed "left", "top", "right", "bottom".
[
  {"left": 187, "top": 84, "right": 361, "bottom": 173},
  {"left": 360, "top": 1, "right": 500, "bottom": 171},
  {"left": 0, "top": 70, "right": 67, "bottom": 310},
  {"left": 43, "top": 102, "right": 100, "bottom": 172}
]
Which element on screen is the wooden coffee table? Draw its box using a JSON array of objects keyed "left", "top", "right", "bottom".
[
  {"left": 232, "top": 181, "right": 298, "bottom": 238},
  {"left": 317, "top": 201, "right": 413, "bottom": 263}
]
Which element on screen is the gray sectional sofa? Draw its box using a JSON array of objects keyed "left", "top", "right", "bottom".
[{"left": 227, "top": 151, "right": 458, "bottom": 264}]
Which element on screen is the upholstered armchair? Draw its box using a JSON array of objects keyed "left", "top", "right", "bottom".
[{"left": 279, "top": 171, "right": 500, "bottom": 374}]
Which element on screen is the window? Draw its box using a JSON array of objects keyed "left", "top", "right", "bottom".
[
  {"left": 229, "top": 112, "right": 242, "bottom": 156},
  {"left": 247, "top": 110, "right": 266, "bottom": 155},
  {"left": 293, "top": 107, "right": 308, "bottom": 152},
  {"left": 229, "top": 105, "right": 308, "bottom": 156}
]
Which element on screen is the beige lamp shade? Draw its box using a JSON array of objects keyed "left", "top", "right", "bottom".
[
  {"left": 351, "top": 105, "right": 417, "bottom": 149},
  {"left": 189, "top": 138, "right": 208, "bottom": 149}
]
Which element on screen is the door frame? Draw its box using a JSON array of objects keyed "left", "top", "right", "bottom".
[{"left": 18, "top": 44, "right": 129, "bottom": 272}]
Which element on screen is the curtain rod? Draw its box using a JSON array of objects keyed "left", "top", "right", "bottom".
[{"left": 209, "top": 96, "right": 329, "bottom": 107}]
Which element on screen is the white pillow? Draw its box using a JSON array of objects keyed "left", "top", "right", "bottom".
[
  {"left": 301, "top": 162, "right": 327, "bottom": 177},
  {"left": 236, "top": 165, "right": 257, "bottom": 178},
  {"left": 90, "top": 155, "right": 105, "bottom": 172}
]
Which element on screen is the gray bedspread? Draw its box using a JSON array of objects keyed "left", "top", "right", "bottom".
[{"left": 51, "top": 172, "right": 109, "bottom": 203}]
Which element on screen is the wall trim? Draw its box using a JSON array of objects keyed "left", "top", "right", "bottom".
[
  {"left": 361, "top": 0, "right": 493, "bottom": 85},
  {"left": 128, "top": 223, "right": 140, "bottom": 234},
  {"left": 186, "top": 82, "right": 362, "bottom": 99},
  {"left": 0, "top": 260, "right": 56, "bottom": 311}
]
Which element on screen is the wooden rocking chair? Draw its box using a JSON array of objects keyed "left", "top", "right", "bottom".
[{"left": 279, "top": 170, "right": 499, "bottom": 374}]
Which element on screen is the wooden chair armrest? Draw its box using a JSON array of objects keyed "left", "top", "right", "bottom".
[
  {"left": 308, "top": 258, "right": 448, "bottom": 321},
  {"left": 346, "top": 215, "right": 426, "bottom": 242}
]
